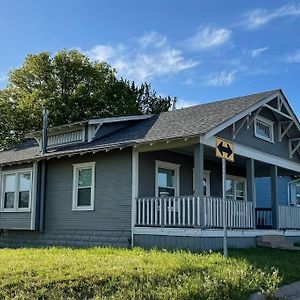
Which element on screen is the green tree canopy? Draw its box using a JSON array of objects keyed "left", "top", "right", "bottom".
[{"left": 0, "top": 49, "right": 172, "bottom": 148}]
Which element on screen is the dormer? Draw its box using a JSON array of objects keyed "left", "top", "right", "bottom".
[
  {"left": 26, "top": 121, "right": 89, "bottom": 150},
  {"left": 26, "top": 114, "right": 154, "bottom": 152}
]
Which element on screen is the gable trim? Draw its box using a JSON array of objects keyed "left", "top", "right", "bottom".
[{"left": 204, "top": 91, "right": 282, "bottom": 139}]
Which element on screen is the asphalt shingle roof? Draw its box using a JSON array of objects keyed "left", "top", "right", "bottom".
[{"left": 0, "top": 89, "right": 279, "bottom": 165}]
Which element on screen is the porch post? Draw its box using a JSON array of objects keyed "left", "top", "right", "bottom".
[
  {"left": 246, "top": 158, "right": 256, "bottom": 228},
  {"left": 270, "top": 165, "right": 279, "bottom": 229},
  {"left": 194, "top": 143, "right": 205, "bottom": 228}
]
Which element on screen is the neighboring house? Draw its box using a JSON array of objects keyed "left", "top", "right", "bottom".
[{"left": 0, "top": 89, "right": 300, "bottom": 251}]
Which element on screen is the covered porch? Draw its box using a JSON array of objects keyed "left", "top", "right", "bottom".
[{"left": 133, "top": 142, "right": 300, "bottom": 232}]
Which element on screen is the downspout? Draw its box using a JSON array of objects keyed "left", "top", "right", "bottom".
[{"left": 39, "top": 109, "right": 48, "bottom": 232}]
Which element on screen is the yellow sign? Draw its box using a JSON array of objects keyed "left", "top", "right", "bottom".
[{"left": 216, "top": 137, "right": 234, "bottom": 162}]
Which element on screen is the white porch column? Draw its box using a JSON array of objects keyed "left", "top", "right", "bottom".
[
  {"left": 271, "top": 165, "right": 279, "bottom": 229},
  {"left": 246, "top": 158, "right": 256, "bottom": 228},
  {"left": 194, "top": 143, "right": 205, "bottom": 228}
]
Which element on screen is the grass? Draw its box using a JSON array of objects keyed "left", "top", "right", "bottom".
[{"left": 0, "top": 247, "right": 298, "bottom": 300}]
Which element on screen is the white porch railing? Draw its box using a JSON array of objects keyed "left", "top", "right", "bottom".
[
  {"left": 135, "top": 196, "right": 200, "bottom": 227},
  {"left": 135, "top": 196, "right": 254, "bottom": 229},
  {"left": 279, "top": 206, "right": 300, "bottom": 229},
  {"left": 204, "top": 197, "right": 253, "bottom": 229}
]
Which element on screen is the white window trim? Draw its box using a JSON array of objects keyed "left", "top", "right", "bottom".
[
  {"left": 226, "top": 175, "right": 247, "bottom": 201},
  {"left": 254, "top": 115, "right": 274, "bottom": 143},
  {"left": 72, "top": 162, "right": 95, "bottom": 211},
  {"left": 155, "top": 160, "right": 180, "bottom": 197},
  {"left": 192, "top": 169, "right": 211, "bottom": 197},
  {"left": 0, "top": 168, "right": 33, "bottom": 212},
  {"left": 288, "top": 179, "right": 300, "bottom": 205}
]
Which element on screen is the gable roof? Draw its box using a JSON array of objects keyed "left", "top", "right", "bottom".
[{"left": 0, "top": 89, "right": 287, "bottom": 165}]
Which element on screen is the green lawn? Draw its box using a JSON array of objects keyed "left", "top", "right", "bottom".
[{"left": 0, "top": 247, "right": 298, "bottom": 300}]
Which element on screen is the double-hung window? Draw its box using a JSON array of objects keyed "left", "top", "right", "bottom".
[
  {"left": 254, "top": 116, "right": 274, "bottom": 143},
  {"left": 72, "top": 162, "right": 95, "bottom": 211},
  {"left": 155, "top": 161, "right": 180, "bottom": 197},
  {"left": 2, "top": 170, "right": 32, "bottom": 211}
]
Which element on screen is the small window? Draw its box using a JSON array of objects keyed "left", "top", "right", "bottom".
[
  {"left": 155, "top": 161, "right": 180, "bottom": 197},
  {"left": 72, "top": 162, "right": 95, "bottom": 211},
  {"left": 2, "top": 170, "right": 32, "bottom": 211},
  {"left": 254, "top": 116, "right": 274, "bottom": 143}
]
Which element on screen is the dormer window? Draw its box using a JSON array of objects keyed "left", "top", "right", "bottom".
[{"left": 254, "top": 116, "right": 274, "bottom": 143}]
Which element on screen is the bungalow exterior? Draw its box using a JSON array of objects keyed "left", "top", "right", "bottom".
[{"left": 0, "top": 89, "right": 300, "bottom": 251}]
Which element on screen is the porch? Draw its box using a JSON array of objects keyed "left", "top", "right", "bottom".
[{"left": 132, "top": 141, "right": 300, "bottom": 232}]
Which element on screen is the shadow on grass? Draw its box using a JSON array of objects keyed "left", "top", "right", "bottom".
[{"left": 229, "top": 247, "right": 300, "bottom": 285}]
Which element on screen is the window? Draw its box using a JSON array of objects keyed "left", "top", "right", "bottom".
[
  {"left": 72, "top": 162, "right": 95, "bottom": 210},
  {"left": 226, "top": 175, "right": 247, "bottom": 201},
  {"left": 155, "top": 161, "right": 180, "bottom": 197},
  {"left": 254, "top": 116, "right": 274, "bottom": 143},
  {"left": 289, "top": 180, "right": 300, "bottom": 206},
  {"left": 1, "top": 170, "right": 32, "bottom": 211}
]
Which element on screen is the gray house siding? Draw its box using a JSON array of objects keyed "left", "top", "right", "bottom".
[
  {"left": 45, "top": 149, "right": 132, "bottom": 231},
  {"left": 0, "top": 149, "right": 133, "bottom": 248},
  {"left": 0, "top": 213, "right": 31, "bottom": 230},
  {"left": 134, "top": 234, "right": 256, "bottom": 251},
  {"left": 218, "top": 107, "right": 300, "bottom": 163}
]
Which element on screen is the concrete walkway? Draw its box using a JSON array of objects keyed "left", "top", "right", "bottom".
[
  {"left": 250, "top": 281, "right": 300, "bottom": 300},
  {"left": 275, "top": 281, "right": 300, "bottom": 299}
]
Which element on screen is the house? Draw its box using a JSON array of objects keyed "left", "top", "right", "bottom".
[{"left": 0, "top": 89, "right": 300, "bottom": 251}]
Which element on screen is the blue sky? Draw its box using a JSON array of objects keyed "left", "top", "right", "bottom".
[{"left": 0, "top": 0, "right": 300, "bottom": 114}]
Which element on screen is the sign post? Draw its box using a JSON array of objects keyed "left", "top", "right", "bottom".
[
  {"left": 222, "top": 158, "right": 228, "bottom": 257},
  {"left": 216, "top": 137, "right": 234, "bottom": 257}
]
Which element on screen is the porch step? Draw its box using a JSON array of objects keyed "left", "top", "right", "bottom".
[{"left": 257, "top": 235, "right": 300, "bottom": 250}]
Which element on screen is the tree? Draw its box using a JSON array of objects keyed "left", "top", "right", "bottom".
[{"left": 0, "top": 49, "right": 172, "bottom": 148}]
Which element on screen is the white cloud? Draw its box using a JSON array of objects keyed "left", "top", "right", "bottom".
[
  {"left": 86, "top": 44, "right": 125, "bottom": 62},
  {"left": 205, "top": 70, "right": 237, "bottom": 87},
  {"left": 242, "top": 3, "right": 300, "bottom": 29},
  {"left": 286, "top": 50, "right": 300, "bottom": 63},
  {"left": 251, "top": 47, "right": 268, "bottom": 58},
  {"left": 85, "top": 32, "right": 199, "bottom": 82},
  {"left": 176, "top": 98, "right": 199, "bottom": 108},
  {"left": 186, "top": 26, "right": 231, "bottom": 51},
  {"left": 176, "top": 99, "right": 199, "bottom": 109},
  {"left": 138, "top": 31, "right": 167, "bottom": 48}
]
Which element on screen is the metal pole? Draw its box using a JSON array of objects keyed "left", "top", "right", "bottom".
[
  {"left": 42, "top": 108, "right": 49, "bottom": 154},
  {"left": 222, "top": 158, "right": 228, "bottom": 257}
]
